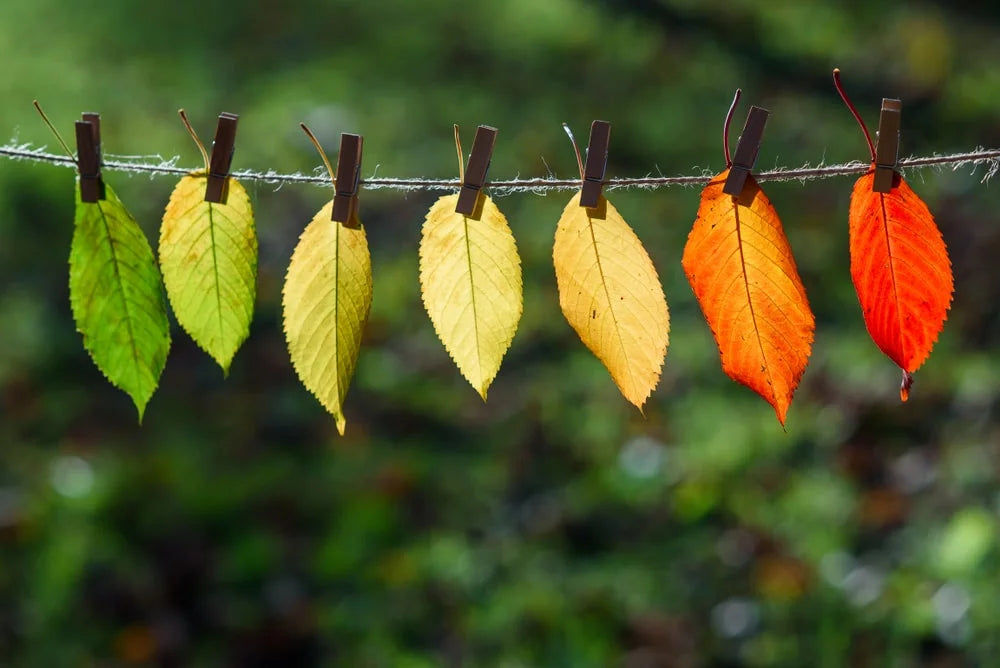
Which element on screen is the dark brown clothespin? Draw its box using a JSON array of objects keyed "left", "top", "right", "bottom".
[
  {"left": 723, "top": 106, "right": 769, "bottom": 196},
  {"left": 455, "top": 125, "right": 497, "bottom": 216},
  {"left": 332, "top": 133, "right": 363, "bottom": 222},
  {"left": 75, "top": 112, "right": 105, "bottom": 202},
  {"left": 873, "top": 98, "right": 901, "bottom": 193},
  {"left": 580, "top": 120, "right": 611, "bottom": 208},
  {"left": 205, "top": 112, "right": 239, "bottom": 204}
]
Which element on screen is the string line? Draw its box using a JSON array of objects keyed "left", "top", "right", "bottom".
[{"left": 2, "top": 142, "right": 998, "bottom": 193}]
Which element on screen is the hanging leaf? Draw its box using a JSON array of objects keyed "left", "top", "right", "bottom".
[
  {"left": 69, "top": 183, "right": 171, "bottom": 419},
  {"left": 418, "top": 194, "right": 522, "bottom": 398},
  {"left": 848, "top": 170, "right": 952, "bottom": 396},
  {"left": 159, "top": 173, "right": 257, "bottom": 373},
  {"left": 282, "top": 203, "right": 372, "bottom": 435},
  {"left": 682, "top": 170, "right": 814, "bottom": 425},
  {"left": 553, "top": 193, "right": 670, "bottom": 409},
  {"left": 831, "top": 68, "right": 954, "bottom": 399}
]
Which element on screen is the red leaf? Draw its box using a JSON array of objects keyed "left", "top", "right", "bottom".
[{"left": 849, "top": 170, "right": 953, "bottom": 392}]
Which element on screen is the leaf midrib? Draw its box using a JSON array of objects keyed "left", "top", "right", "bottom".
[
  {"left": 207, "top": 202, "right": 225, "bottom": 355},
  {"left": 732, "top": 198, "right": 777, "bottom": 402},
  {"left": 95, "top": 199, "right": 142, "bottom": 383},
  {"left": 462, "top": 214, "right": 484, "bottom": 382},
  {"left": 878, "top": 191, "right": 906, "bottom": 366},
  {"left": 333, "top": 218, "right": 341, "bottom": 400},
  {"left": 585, "top": 206, "right": 638, "bottom": 395}
]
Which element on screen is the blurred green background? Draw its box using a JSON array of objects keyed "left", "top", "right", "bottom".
[{"left": 2, "top": 1, "right": 999, "bottom": 665}]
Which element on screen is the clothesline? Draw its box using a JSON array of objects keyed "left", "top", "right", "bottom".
[{"left": 2, "top": 142, "right": 998, "bottom": 193}]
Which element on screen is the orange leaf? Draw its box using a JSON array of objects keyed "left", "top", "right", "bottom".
[
  {"left": 848, "top": 170, "right": 952, "bottom": 394},
  {"left": 682, "top": 170, "right": 815, "bottom": 425}
]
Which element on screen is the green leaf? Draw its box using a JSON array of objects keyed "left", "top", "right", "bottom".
[
  {"left": 159, "top": 173, "right": 257, "bottom": 373},
  {"left": 69, "top": 182, "right": 171, "bottom": 419}
]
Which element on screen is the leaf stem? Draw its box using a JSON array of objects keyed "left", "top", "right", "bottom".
[
  {"left": 833, "top": 68, "right": 876, "bottom": 162},
  {"left": 178, "top": 109, "right": 210, "bottom": 173},
  {"left": 900, "top": 369, "right": 913, "bottom": 402},
  {"left": 300, "top": 123, "right": 337, "bottom": 185},
  {"left": 32, "top": 100, "right": 75, "bottom": 162},
  {"left": 562, "top": 123, "right": 584, "bottom": 181},
  {"left": 723, "top": 88, "right": 741, "bottom": 167},
  {"left": 454, "top": 124, "right": 464, "bottom": 183}
]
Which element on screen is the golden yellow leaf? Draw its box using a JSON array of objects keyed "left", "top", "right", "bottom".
[
  {"left": 418, "top": 194, "right": 522, "bottom": 398},
  {"left": 159, "top": 173, "right": 257, "bottom": 373},
  {"left": 553, "top": 193, "right": 670, "bottom": 409},
  {"left": 282, "top": 203, "right": 372, "bottom": 435}
]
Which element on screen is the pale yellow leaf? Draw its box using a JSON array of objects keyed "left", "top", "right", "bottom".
[
  {"left": 282, "top": 203, "right": 372, "bottom": 435},
  {"left": 553, "top": 193, "right": 670, "bottom": 409},
  {"left": 418, "top": 194, "right": 523, "bottom": 398},
  {"left": 159, "top": 173, "right": 257, "bottom": 373}
]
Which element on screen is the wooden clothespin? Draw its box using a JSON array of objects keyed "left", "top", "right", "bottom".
[
  {"left": 455, "top": 125, "right": 497, "bottom": 216},
  {"left": 723, "top": 106, "right": 769, "bottom": 196},
  {"left": 873, "top": 98, "right": 901, "bottom": 193},
  {"left": 205, "top": 112, "right": 239, "bottom": 204},
  {"left": 580, "top": 120, "right": 611, "bottom": 208},
  {"left": 75, "top": 112, "right": 105, "bottom": 202},
  {"left": 332, "top": 133, "right": 363, "bottom": 222}
]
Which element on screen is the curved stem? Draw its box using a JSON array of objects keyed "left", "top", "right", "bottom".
[
  {"left": 562, "top": 123, "right": 584, "bottom": 181},
  {"left": 32, "top": 100, "right": 75, "bottom": 162},
  {"left": 454, "top": 124, "right": 464, "bottom": 182},
  {"left": 833, "top": 68, "right": 875, "bottom": 161},
  {"left": 723, "top": 88, "right": 741, "bottom": 167},
  {"left": 178, "top": 109, "right": 210, "bottom": 173},
  {"left": 300, "top": 123, "right": 337, "bottom": 185}
]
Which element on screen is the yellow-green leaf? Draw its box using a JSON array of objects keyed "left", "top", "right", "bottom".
[
  {"left": 282, "top": 203, "right": 372, "bottom": 435},
  {"left": 69, "top": 182, "right": 171, "bottom": 419},
  {"left": 553, "top": 193, "right": 670, "bottom": 409},
  {"left": 418, "top": 193, "right": 522, "bottom": 398},
  {"left": 159, "top": 174, "right": 257, "bottom": 373}
]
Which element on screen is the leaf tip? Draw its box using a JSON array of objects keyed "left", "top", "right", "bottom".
[
  {"left": 212, "top": 349, "right": 236, "bottom": 378},
  {"left": 623, "top": 387, "right": 652, "bottom": 415},
  {"left": 335, "top": 413, "right": 347, "bottom": 436},
  {"left": 133, "top": 396, "right": 148, "bottom": 424},
  {"left": 771, "top": 399, "right": 790, "bottom": 428}
]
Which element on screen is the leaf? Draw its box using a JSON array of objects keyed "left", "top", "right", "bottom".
[
  {"left": 848, "top": 171, "right": 952, "bottom": 395},
  {"left": 553, "top": 193, "right": 670, "bottom": 409},
  {"left": 282, "top": 203, "right": 372, "bottom": 435},
  {"left": 69, "top": 183, "right": 171, "bottom": 419},
  {"left": 682, "top": 170, "right": 814, "bottom": 425},
  {"left": 418, "top": 194, "right": 522, "bottom": 398},
  {"left": 159, "top": 173, "right": 257, "bottom": 373}
]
